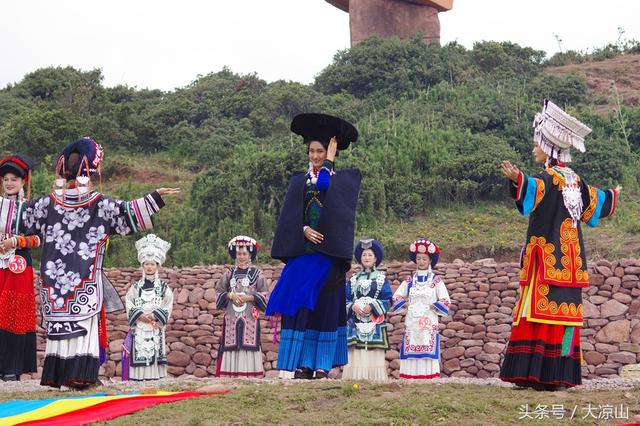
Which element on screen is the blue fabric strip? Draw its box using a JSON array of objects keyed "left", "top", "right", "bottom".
[
  {"left": 518, "top": 176, "right": 538, "bottom": 216},
  {"left": 0, "top": 394, "right": 111, "bottom": 418},
  {"left": 266, "top": 253, "right": 333, "bottom": 316},
  {"left": 432, "top": 301, "right": 449, "bottom": 316},
  {"left": 586, "top": 189, "right": 606, "bottom": 228},
  {"left": 391, "top": 300, "right": 406, "bottom": 312}
]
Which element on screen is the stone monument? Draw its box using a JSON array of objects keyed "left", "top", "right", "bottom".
[{"left": 326, "top": 0, "right": 454, "bottom": 45}]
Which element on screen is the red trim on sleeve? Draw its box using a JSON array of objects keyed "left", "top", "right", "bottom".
[
  {"left": 609, "top": 188, "right": 618, "bottom": 217},
  {"left": 515, "top": 171, "right": 524, "bottom": 200}
]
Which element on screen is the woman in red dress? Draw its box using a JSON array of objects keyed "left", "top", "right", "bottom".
[{"left": 0, "top": 154, "right": 40, "bottom": 381}]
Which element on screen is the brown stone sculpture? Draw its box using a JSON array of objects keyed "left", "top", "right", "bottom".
[{"left": 326, "top": 0, "right": 453, "bottom": 45}]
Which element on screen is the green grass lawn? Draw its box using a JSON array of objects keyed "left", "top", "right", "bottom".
[{"left": 3, "top": 381, "right": 638, "bottom": 425}]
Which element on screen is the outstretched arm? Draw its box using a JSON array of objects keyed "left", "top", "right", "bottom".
[
  {"left": 501, "top": 160, "right": 545, "bottom": 216},
  {"left": 581, "top": 181, "right": 621, "bottom": 228},
  {"left": 105, "top": 188, "right": 180, "bottom": 236}
]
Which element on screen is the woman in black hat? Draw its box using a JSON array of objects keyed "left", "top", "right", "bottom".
[
  {"left": 0, "top": 154, "right": 40, "bottom": 381},
  {"left": 267, "top": 113, "right": 361, "bottom": 379}
]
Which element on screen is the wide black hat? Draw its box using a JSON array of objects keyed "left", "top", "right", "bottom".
[
  {"left": 0, "top": 154, "right": 35, "bottom": 178},
  {"left": 291, "top": 113, "right": 358, "bottom": 151}
]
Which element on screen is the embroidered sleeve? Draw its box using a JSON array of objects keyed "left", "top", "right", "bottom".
[
  {"left": 371, "top": 278, "right": 393, "bottom": 317},
  {"left": 391, "top": 278, "right": 410, "bottom": 312},
  {"left": 431, "top": 277, "right": 451, "bottom": 316},
  {"left": 153, "top": 284, "right": 173, "bottom": 326},
  {"left": 125, "top": 284, "right": 142, "bottom": 326},
  {"left": 2, "top": 196, "right": 49, "bottom": 237},
  {"left": 253, "top": 271, "right": 268, "bottom": 311},
  {"left": 346, "top": 276, "right": 355, "bottom": 317},
  {"left": 103, "top": 191, "right": 165, "bottom": 236},
  {"left": 581, "top": 181, "right": 618, "bottom": 228},
  {"left": 316, "top": 160, "right": 334, "bottom": 192},
  {"left": 215, "top": 269, "right": 232, "bottom": 309},
  {"left": 511, "top": 171, "right": 545, "bottom": 216}
]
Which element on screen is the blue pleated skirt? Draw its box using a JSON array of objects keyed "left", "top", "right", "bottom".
[
  {"left": 266, "top": 253, "right": 333, "bottom": 317},
  {"left": 270, "top": 253, "right": 348, "bottom": 372}
]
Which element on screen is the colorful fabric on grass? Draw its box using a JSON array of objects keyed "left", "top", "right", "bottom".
[{"left": 0, "top": 390, "right": 227, "bottom": 426}]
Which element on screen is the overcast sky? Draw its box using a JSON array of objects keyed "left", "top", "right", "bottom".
[{"left": 1, "top": 0, "right": 639, "bottom": 91}]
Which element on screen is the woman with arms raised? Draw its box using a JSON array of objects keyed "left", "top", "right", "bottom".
[{"left": 499, "top": 100, "right": 621, "bottom": 391}]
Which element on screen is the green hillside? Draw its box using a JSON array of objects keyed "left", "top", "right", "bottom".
[{"left": 1, "top": 37, "right": 639, "bottom": 266}]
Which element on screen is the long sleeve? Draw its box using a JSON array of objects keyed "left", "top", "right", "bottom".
[
  {"left": 152, "top": 284, "right": 173, "bottom": 326},
  {"left": 1, "top": 195, "right": 49, "bottom": 237},
  {"left": 510, "top": 171, "right": 545, "bottom": 216},
  {"left": 580, "top": 180, "right": 618, "bottom": 228},
  {"left": 253, "top": 271, "right": 268, "bottom": 311},
  {"left": 315, "top": 160, "right": 334, "bottom": 192},
  {"left": 392, "top": 279, "right": 409, "bottom": 312},
  {"left": 346, "top": 277, "right": 355, "bottom": 317},
  {"left": 370, "top": 278, "right": 393, "bottom": 317},
  {"left": 125, "top": 284, "right": 142, "bottom": 326},
  {"left": 102, "top": 191, "right": 165, "bottom": 236},
  {"left": 216, "top": 269, "right": 232, "bottom": 310},
  {"left": 432, "top": 277, "right": 451, "bottom": 316}
]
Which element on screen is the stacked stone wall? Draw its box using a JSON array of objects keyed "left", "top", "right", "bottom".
[{"left": 27, "top": 259, "right": 640, "bottom": 379}]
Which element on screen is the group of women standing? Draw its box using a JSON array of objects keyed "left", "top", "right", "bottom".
[{"left": 0, "top": 100, "right": 622, "bottom": 390}]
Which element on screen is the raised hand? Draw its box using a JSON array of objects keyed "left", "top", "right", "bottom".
[
  {"left": 327, "top": 137, "right": 338, "bottom": 162},
  {"left": 500, "top": 160, "right": 520, "bottom": 183},
  {"left": 156, "top": 188, "right": 181, "bottom": 196}
]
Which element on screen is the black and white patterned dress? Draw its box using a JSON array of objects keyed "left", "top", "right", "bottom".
[{"left": 1, "top": 188, "right": 165, "bottom": 387}]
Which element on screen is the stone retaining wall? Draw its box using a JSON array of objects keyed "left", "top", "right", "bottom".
[{"left": 29, "top": 258, "right": 640, "bottom": 380}]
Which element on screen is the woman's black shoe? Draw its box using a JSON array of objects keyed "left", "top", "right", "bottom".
[
  {"left": 294, "top": 368, "right": 314, "bottom": 380},
  {"left": 314, "top": 369, "right": 329, "bottom": 379},
  {"left": 1, "top": 374, "right": 19, "bottom": 381}
]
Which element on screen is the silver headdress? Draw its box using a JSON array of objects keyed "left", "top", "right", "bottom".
[
  {"left": 533, "top": 99, "right": 592, "bottom": 163},
  {"left": 135, "top": 234, "right": 171, "bottom": 265}
]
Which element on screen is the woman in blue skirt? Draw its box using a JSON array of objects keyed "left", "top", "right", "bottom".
[{"left": 267, "top": 113, "right": 361, "bottom": 379}]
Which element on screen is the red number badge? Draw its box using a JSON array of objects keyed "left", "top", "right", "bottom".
[{"left": 9, "top": 255, "right": 27, "bottom": 274}]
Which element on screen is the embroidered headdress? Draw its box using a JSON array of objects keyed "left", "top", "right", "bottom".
[
  {"left": 0, "top": 154, "right": 35, "bottom": 199},
  {"left": 533, "top": 99, "right": 592, "bottom": 163},
  {"left": 228, "top": 235, "right": 259, "bottom": 261},
  {"left": 409, "top": 238, "right": 440, "bottom": 268},
  {"left": 54, "top": 137, "right": 104, "bottom": 196},
  {"left": 136, "top": 234, "right": 171, "bottom": 265}
]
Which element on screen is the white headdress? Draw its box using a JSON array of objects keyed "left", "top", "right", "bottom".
[
  {"left": 533, "top": 99, "right": 592, "bottom": 163},
  {"left": 135, "top": 234, "right": 171, "bottom": 265}
]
